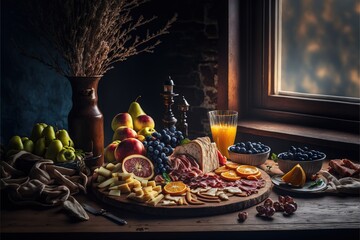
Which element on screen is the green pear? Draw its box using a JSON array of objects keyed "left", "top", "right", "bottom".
[
  {"left": 21, "top": 137, "right": 29, "bottom": 142},
  {"left": 64, "top": 146, "right": 75, "bottom": 152},
  {"left": 22, "top": 139, "right": 34, "bottom": 153},
  {"left": 128, "top": 96, "right": 146, "bottom": 121},
  {"left": 56, "top": 148, "right": 76, "bottom": 162},
  {"left": 8, "top": 136, "right": 24, "bottom": 151},
  {"left": 34, "top": 137, "right": 46, "bottom": 157},
  {"left": 41, "top": 125, "right": 56, "bottom": 146},
  {"left": 30, "top": 123, "right": 46, "bottom": 142},
  {"left": 56, "top": 129, "right": 73, "bottom": 147},
  {"left": 45, "top": 139, "right": 63, "bottom": 161}
]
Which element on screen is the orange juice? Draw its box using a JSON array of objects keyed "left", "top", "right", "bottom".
[{"left": 210, "top": 124, "right": 237, "bottom": 158}]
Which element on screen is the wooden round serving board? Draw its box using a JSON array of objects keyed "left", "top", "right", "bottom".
[{"left": 92, "top": 169, "right": 272, "bottom": 217}]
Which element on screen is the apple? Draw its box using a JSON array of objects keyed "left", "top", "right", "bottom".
[
  {"left": 136, "top": 134, "right": 145, "bottom": 142},
  {"left": 111, "top": 112, "right": 133, "bottom": 131},
  {"left": 114, "top": 138, "right": 146, "bottom": 162},
  {"left": 104, "top": 140, "right": 121, "bottom": 163},
  {"left": 112, "top": 126, "right": 137, "bottom": 141},
  {"left": 134, "top": 115, "right": 155, "bottom": 132},
  {"left": 137, "top": 127, "right": 156, "bottom": 137}
]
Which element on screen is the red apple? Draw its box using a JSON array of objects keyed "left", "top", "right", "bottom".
[
  {"left": 111, "top": 112, "right": 133, "bottom": 131},
  {"left": 104, "top": 140, "right": 120, "bottom": 163},
  {"left": 134, "top": 114, "right": 155, "bottom": 131},
  {"left": 112, "top": 126, "right": 137, "bottom": 141},
  {"left": 114, "top": 138, "right": 146, "bottom": 162}
]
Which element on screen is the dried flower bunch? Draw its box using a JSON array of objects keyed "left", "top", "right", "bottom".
[{"left": 24, "top": 0, "right": 176, "bottom": 76}]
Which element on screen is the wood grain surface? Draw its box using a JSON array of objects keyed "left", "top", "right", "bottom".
[{"left": 92, "top": 169, "right": 272, "bottom": 217}]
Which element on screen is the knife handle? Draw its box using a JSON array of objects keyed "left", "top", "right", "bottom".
[{"left": 102, "top": 212, "right": 127, "bottom": 225}]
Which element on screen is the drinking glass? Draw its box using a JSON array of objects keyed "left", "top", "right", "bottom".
[{"left": 208, "top": 110, "right": 238, "bottom": 159}]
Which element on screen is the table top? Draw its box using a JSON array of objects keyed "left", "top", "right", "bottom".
[{"left": 1, "top": 161, "right": 360, "bottom": 240}]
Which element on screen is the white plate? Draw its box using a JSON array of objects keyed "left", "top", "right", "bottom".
[{"left": 271, "top": 175, "right": 328, "bottom": 193}]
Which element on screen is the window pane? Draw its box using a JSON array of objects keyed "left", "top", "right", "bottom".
[{"left": 278, "top": 0, "right": 360, "bottom": 101}]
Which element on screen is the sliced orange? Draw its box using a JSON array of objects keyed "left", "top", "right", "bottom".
[
  {"left": 281, "top": 164, "right": 306, "bottom": 187},
  {"left": 236, "top": 165, "right": 259, "bottom": 177},
  {"left": 163, "top": 181, "right": 188, "bottom": 195},
  {"left": 215, "top": 165, "right": 229, "bottom": 174},
  {"left": 220, "top": 170, "right": 241, "bottom": 181},
  {"left": 246, "top": 171, "right": 262, "bottom": 180},
  {"left": 225, "top": 162, "right": 241, "bottom": 170}
]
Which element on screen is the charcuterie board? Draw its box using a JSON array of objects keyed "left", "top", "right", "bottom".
[{"left": 91, "top": 168, "right": 272, "bottom": 217}]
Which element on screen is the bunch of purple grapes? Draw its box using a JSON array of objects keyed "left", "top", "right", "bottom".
[{"left": 143, "top": 126, "right": 184, "bottom": 174}]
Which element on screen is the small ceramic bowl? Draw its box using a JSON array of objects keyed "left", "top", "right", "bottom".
[
  {"left": 227, "top": 146, "right": 270, "bottom": 166},
  {"left": 277, "top": 152, "right": 326, "bottom": 179}
]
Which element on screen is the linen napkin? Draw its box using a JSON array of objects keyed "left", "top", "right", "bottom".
[
  {"left": 0, "top": 150, "right": 89, "bottom": 220},
  {"left": 319, "top": 170, "right": 360, "bottom": 195}
]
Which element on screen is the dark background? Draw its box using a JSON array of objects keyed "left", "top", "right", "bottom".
[{"left": 1, "top": 0, "right": 224, "bottom": 146}]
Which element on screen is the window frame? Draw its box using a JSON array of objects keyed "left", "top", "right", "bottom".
[{"left": 221, "top": 0, "right": 359, "bottom": 133}]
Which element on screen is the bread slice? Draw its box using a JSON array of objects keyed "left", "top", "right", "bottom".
[{"left": 172, "top": 137, "right": 219, "bottom": 173}]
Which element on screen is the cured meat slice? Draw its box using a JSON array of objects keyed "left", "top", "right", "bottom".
[
  {"left": 329, "top": 159, "right": 360, "bottom": 178},
  {"left": 172, "top": 137, "right": 219, "bottom": 173}
]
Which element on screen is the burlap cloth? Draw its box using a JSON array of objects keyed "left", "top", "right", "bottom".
[{"left": 0, "top": 150, "right": 89, "bottom": 220}]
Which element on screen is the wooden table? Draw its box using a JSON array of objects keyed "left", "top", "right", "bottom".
[{"left": 1, "top": 161, "right": 359, "bottom": 240}]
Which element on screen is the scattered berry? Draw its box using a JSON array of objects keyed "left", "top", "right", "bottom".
[{"left": 238, "top": 211, "right": 248, "bottom": 222}]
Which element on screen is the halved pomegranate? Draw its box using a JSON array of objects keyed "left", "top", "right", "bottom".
[{"left": 122, "top": 154, "right": 154, "bottom": 180}]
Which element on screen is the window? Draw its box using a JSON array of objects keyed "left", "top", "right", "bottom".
[
  {"left": 228, "top": 0, "right": 360, "bottom": 133},
  {"left": 277, "top": 0, "right": 359, "bottom": 101}
]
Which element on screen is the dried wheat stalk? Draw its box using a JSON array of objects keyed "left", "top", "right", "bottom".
[{"left": 22, "top": 0, "right": 177, "bottom": 77}]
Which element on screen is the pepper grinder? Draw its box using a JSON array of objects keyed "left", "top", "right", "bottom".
[
  {"left": 177, "top": 96, "right": 190, "bottom": 137},
  {"left": 161, "top": 76, "right": 178, "bottom": 129}
]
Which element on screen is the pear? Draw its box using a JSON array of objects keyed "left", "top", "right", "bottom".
[
  {"left": 56, "top": 129, "right": 73, "bottom": 147},
  {"left": 128, "top": 96, "right": 146, "bottom": 121},
  {"left": 41, "top": 125, "right": 56, "bottom": 146},
  {"left": 23, "top": 139, "right": 34, "bottom": 153},
  {"left": 8, "top": 136, "right": 24, "bottom": 151},
  {"left": 34, "top": 137, "right": 46, "bottom": 157},
  {"left": 44, "top": 139, "right": 63, "bottom": 161},
  {"left": 30, "top": 123, "right": 46, "bottom": 142},
  {"left": 56, "top": 148, "right": 76, "bottom": 162}
]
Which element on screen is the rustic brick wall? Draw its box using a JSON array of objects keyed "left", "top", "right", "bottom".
[{"left": 162, "top": 0, "right": 220, "bottom": 138}]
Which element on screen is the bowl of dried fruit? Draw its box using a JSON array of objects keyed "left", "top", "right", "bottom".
[
  {"left": 228, "top": 141, "right": 271, "bottom": 166},
  {"left": 276, "top": 146, "right": 326, "bottom": 179}
]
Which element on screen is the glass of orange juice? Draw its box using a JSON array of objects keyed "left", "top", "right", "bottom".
[{"left": 208, "top": 110, "right": 238, "bottom": 159}]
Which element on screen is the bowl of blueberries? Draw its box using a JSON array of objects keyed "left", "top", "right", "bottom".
[
  {"left": 277, "top": 146, "right": 326, "bottom": 179},
  {"left": 228, "top": 141, "right": 271, "bottom": 166}
]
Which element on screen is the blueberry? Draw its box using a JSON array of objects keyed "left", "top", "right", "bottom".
[
  {"left": 160, "top": 152, "right": 167, "bottom": 160},
  {"left": 158, "top": 163, "right": 164, "bottom": 169},
  {"left": 156, "top": 158, "right": 162, "bottom": 164},
  {"left": 235, "top": 146, "right": 241, "bottom": 153},
  {"left": 290, "top": 146, "right": 297, "bottom": 153},
  {"left": 169, "top": 126, "right": 176, "bottom": 133},
  {"left": 247, "top": 150, "right": 253, "bottom": 154},
  {"left": 148, "top": 146, "right": 154, "bottom": 152},
  {"left": 154, "top": 150, "right": 160, "bottom": 156},
  {"left": 164, "top": 147, "right": 170, "bottom": 154},
  {"left": 240, "top": 147, "right": 246, "bottom": 153},
  {"left": 230, "top": 146, "right": 236, "bottom": 152}
]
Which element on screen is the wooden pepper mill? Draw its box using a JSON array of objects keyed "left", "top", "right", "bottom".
[
  {"left": 161, "top": 76, "right": 178, "bottom": 129},
  {"left": 177, "top": 95, "right": 190, "bottom": 137}
]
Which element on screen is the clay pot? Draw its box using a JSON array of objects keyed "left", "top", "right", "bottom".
[{"left": 67, "top": 76, "right": 104, "bottom": 170}]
